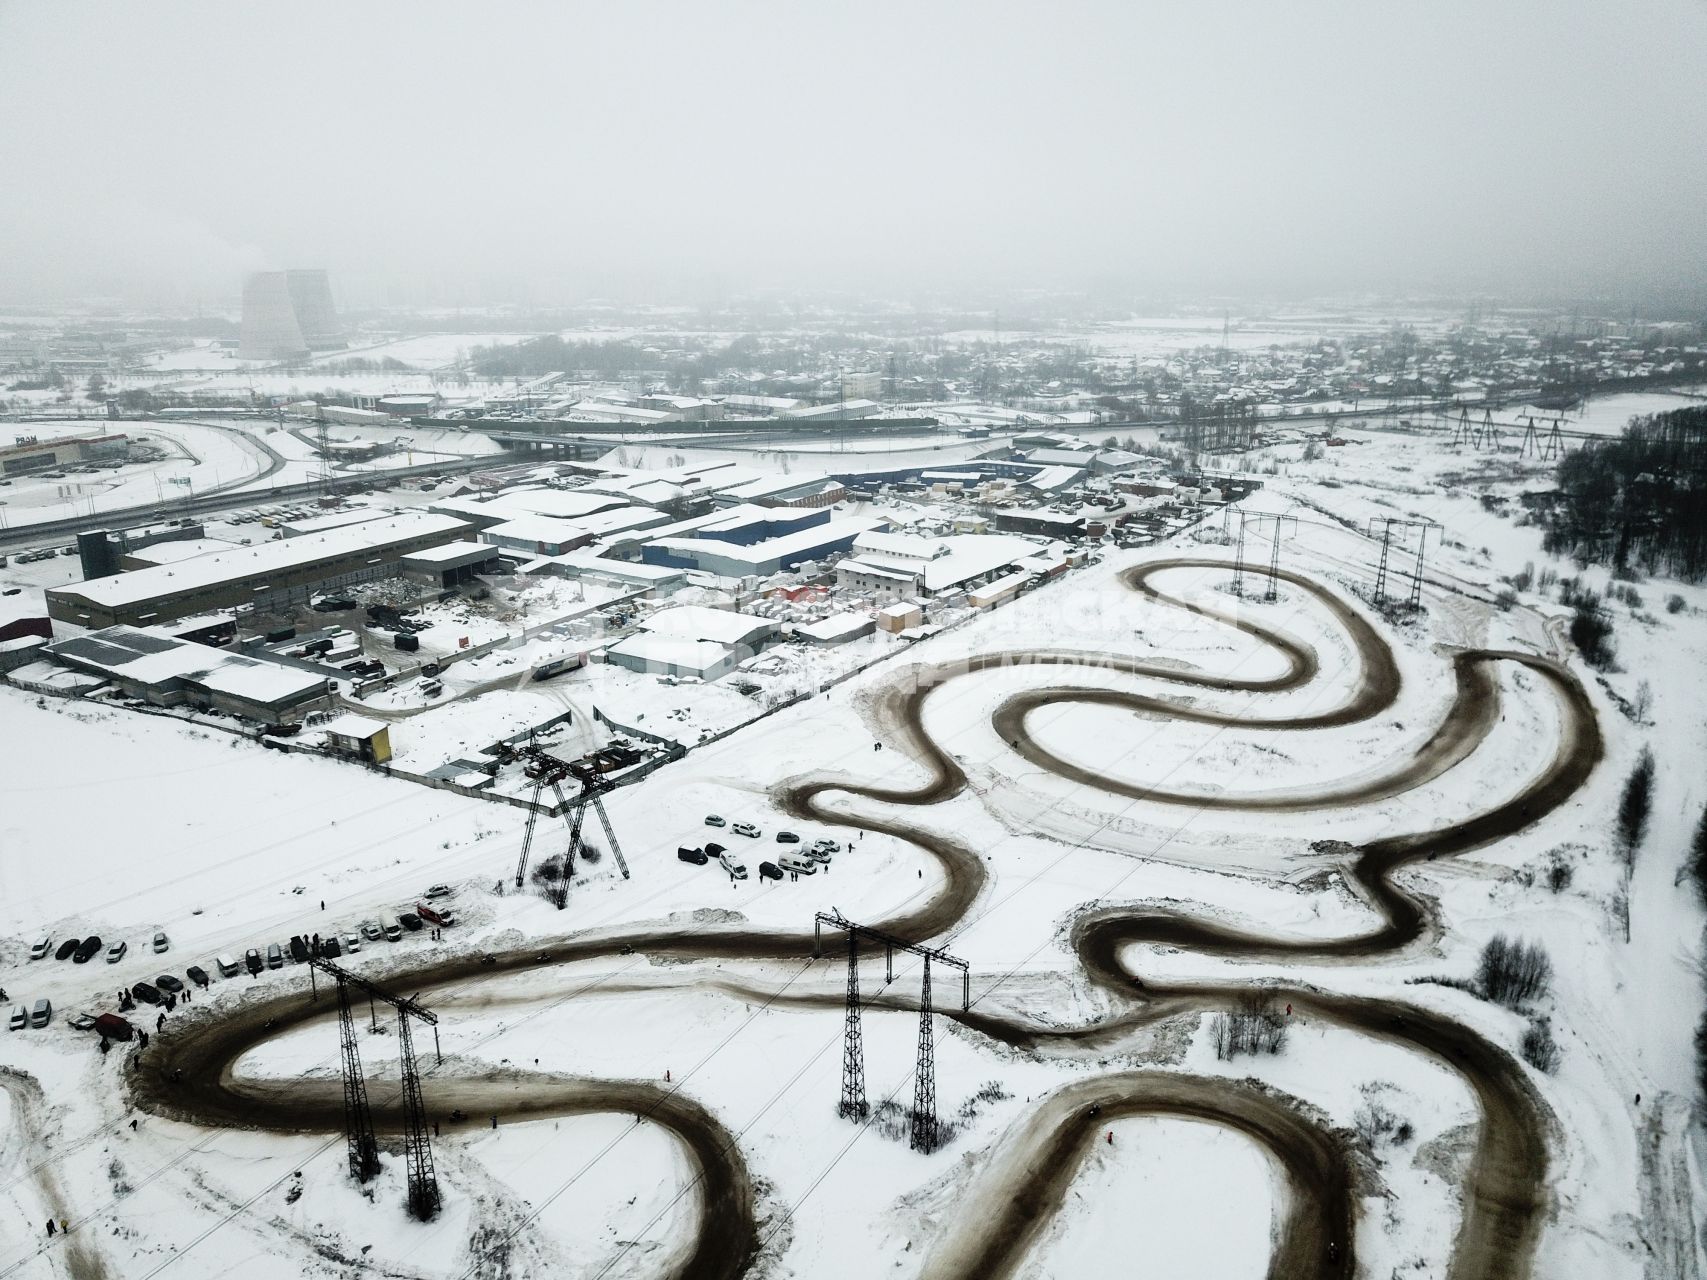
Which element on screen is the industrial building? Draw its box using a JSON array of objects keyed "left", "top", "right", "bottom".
[
  {"left": 835, "top": 529, "right": 1063, "bottom": 598},
  {"left": 0, "top": 432, "right": 129, "bottom": 476},
  {"left": 47, "top": 512, "right": 471, "bottom": 628},
  {"left": 239, "top": 269, "right": 343, "bottom": 361},
  {"left": 604, "top": 604, "right": 780, "bottom": 682},
  {"left": 399, "top": 541, "right": 504, "bottom": 589},
  {"left": 643, "top": 507, "right": 889, "bottom": 579},
  {"left": 44, "top": 626, "right": 332, "bottom": 723}
]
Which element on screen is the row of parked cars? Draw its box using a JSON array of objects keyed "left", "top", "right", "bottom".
[
  {"left": 680, "top": 818, "right": 842, "bottom": 880},
  {"left": 12, "top": 887, "right": 461, "bottom": 1034}
]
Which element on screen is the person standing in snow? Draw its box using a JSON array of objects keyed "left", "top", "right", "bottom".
[{"left": 45, "top": 1220, "right": 54, "bottom": 1237}]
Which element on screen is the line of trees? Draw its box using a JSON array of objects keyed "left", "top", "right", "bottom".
[{"left": 1544, "top": 407, "right": 1707, "bottom": 581}]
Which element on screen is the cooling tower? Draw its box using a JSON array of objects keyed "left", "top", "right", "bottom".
[
  {"left": 285, "top": 269, "right": 345, "bottom": 351},
  {"left": 239, "top": 272, "right": 309, "bottom": 361}
]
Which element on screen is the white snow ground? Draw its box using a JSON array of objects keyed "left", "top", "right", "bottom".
[{"left": 0, "top": 425, "right": 1703, "bottom": 1279}]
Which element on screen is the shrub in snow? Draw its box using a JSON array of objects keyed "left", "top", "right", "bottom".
[
  {"left": 1616, "top": 748, "right": 1655, "bottom": 863},
  {"left": 1210, "top": 993, "right": 1289, "bottom": 1059},
  {"left": 1687, "top": 809, "right": 1707, "bottom": 909},
  {"left": 1476, "top": 935, "right": 1552, "bottom": 1009},
  {"left": 1521, "top": 1018, "right": 1560, "bottom": 1073},
  {"left": 1568, "top": 599, "right": 1616, "bottom": 670},
  {"left": 1353, "top": 1095, "right": 1414, "bottom": 1149},
  {"left": 1666, "top": 593, "right": 1686, "bottom": 614}
]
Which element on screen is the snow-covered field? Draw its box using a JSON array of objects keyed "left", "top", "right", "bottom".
[{"left": 1, "top": 424, "right": 1702, "bottom": 1280}]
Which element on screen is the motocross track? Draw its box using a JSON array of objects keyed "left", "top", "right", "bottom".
[{"left": 130, "top": 559, "right": 1600, "bottom": 1280}]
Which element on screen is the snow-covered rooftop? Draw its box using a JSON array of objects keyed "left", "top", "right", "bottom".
[
  {"left": 58, "top": 513, "right": 469, "bottom": 610},
  {"left": 637, "top": 604, "right": 777, "bottom": 648}
]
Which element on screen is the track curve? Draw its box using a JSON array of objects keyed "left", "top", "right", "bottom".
[{"left": 127, "top": 558, "right": 1599, "bottom": 1280}]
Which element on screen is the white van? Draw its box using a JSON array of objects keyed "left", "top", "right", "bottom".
[
  {"left": 216, "top": 954, "right": 241, "bottom": 978},
  {"left": 777, "top": 852, "right": 817, "bottom": 876}
]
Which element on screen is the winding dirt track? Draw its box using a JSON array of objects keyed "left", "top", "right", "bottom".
[{"left": 130, "top": 559, "right": 1600, "bottom": 1280}]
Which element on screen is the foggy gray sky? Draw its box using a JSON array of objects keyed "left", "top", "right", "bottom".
[{"left": 3, "top": 1, "right": 1705, "bottom": 310}]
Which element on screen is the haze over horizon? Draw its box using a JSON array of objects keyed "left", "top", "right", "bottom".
[{"left": 3, "top": 1, "right": 1705, "bottom": 313}]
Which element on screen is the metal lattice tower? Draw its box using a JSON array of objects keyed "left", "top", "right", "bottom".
[
  {"left": 514, "top": 749, "right": 632, "bottom": 905},
  {"left": 910, "top": 957, "right": 937, "bottom": 1155},
  {"left": 1231, "top": 514, "right": 1248, "bottom": 596},
  {"left": 396, "top": 1012, "right": 441, "bottom": 1221},
  {"left": 336, "top": 978, "right": 380, "bottom": 1184},
  {"left": 1373, "top": 523, "right": 1394, "bottom": 603},
  {"left": 839, "top": 930, "right": 868, "bottom": 1121},
  {"left": 1369, "top": 517, "right": 1438, "bottom": 610}
]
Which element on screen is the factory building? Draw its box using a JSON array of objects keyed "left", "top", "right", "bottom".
[
  {"left": 399, "top": 541, "right": 504, "bottom": 589},
  {"left": 605, "top": 605, "right": 780, "bottom": 682},
  {"left": 0, "top": 432, "right": 129, "bottom": 476},
  {"left": 642, "top": 507, "right": 888, "bottom": 579},
  {"left": 45, "top": 626, "right": 332, "bottom": 723},
  {"left": 835, "top": 529, "right": 1063, "bottom": 598},
  {"left": 46, "top": 512, "right": 471, "bottom": 628}
]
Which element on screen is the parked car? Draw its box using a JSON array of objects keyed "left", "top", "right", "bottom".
[
  {"left": 94, "top": 1012, "right": 134, "bottom": 1041},
  {"left": 704, "top": 814, "right": 726, "bottom": 827},
  {"left": 775, "top": 830, "right": 801, "bottom": 844},
  {"left": 758, "top": 861, "right": 784, "bottom": 882},
  {"left": 777, "top": 852, "right": 817, "bottom": 876},
  {"left": 186, "top": 965, "right": 210, "bottom": 988},
  {"left": 55, "top": 938, "right": 80, "bottom": 961},
  {"left": 130, "top": 982, "right": 161, "bottom": 1005},
  {"left": 155, "top": 974, "right": 184, "bottom": 994},
  {"left": 342, "top": 933, "right": 362, "bottom": 954},
  {"left": 266, "top": 943, "right": 284, "bottom": 969},
  {"left": 30, "top": 999, "right": 51, "bottom": 1028},
  {"left": 244, "top": 949, "right": 264, "bottom": 975},
  {"left": 677, "top": 846, "right": 709, "bottom": 866},
  {"left": 289, "top": 936, "right": 309, "bottom": 963},
  {"left": 69, "top": 1012, "right": 98, "bottom": 1031},
  {"left": 383, "top": 918, "right": 402, "bottom": 942},
  {"left": 807, "top": 845, "right": 834, "bottom": 866},
  {"left": 216, "top": 954, "right": 241, "bottom": 978},
  {"left": 360, "top": 920, "right": 383, "bottom": 942},
  {"left": 718, "top": 852, "right": 748, "bottom": 880},
  {"left": 29, "top": 936, "right": 51, "bottom": 961},
  {"left": 106, "top": 940, "right": 128, "bottom": 964},
  {"left": 398, "top": 912, "right": 422, "bottom": 932},
  {"left": 152, "top": 931, "right": 169, "bottom": 953},
  {"left": 425, "top": 883, "right": 454, "bottom": 898},
  {"left": 732, "top": 822, "right": 761, "bottom": 838},
  {"left": 810, "top": 839, "right": 841, "bottom": 855},
  {"left": 320, "top": 935, "right": 342, "bottom": 958},
  {"left": 7, "top": 1007, "right": 25, "bottom": 1031},
  {"left": 73, "top": 936, "right": 102, "bottom": 963}
]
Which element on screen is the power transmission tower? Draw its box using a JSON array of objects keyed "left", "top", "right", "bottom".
[
  {"left": 395, "top": 1011, "right": 440, "bottom": 1221},
  {"left": 336, "top": 977, "right": 380, "bottom": 1184},
  {"left": 1543, "top": 418, "right": 1566, "bottom": 461},
  {"left": 1368, "top": 517, "right": 1438, "bottom": 610},
  {"left": 1373, "top": 520, "right": 1394, "bottom": 603},
  {"left": 316, "top": 413, "right": 333, "bottom": 498},
  {"left": 1519, "top": 415, "right": 1540, "bottom": 458},
  {"left": 1230, "top": 512, "right": 1297, "bottom": 600},
  {"left": 812, "top": 912, "right": 966, "bottom": 1151},
  {"left": 911, "top": 957, "right": 937, "bottom": 1154},
  {"left": 839, "top": 929, "right": 868, "bottom": 1121},
  {"left": 513, "top": 746, "right": 632, "bottom": 904},
  {"left": 309, "top": 955, "right": 442, "bottom": 1219}
]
